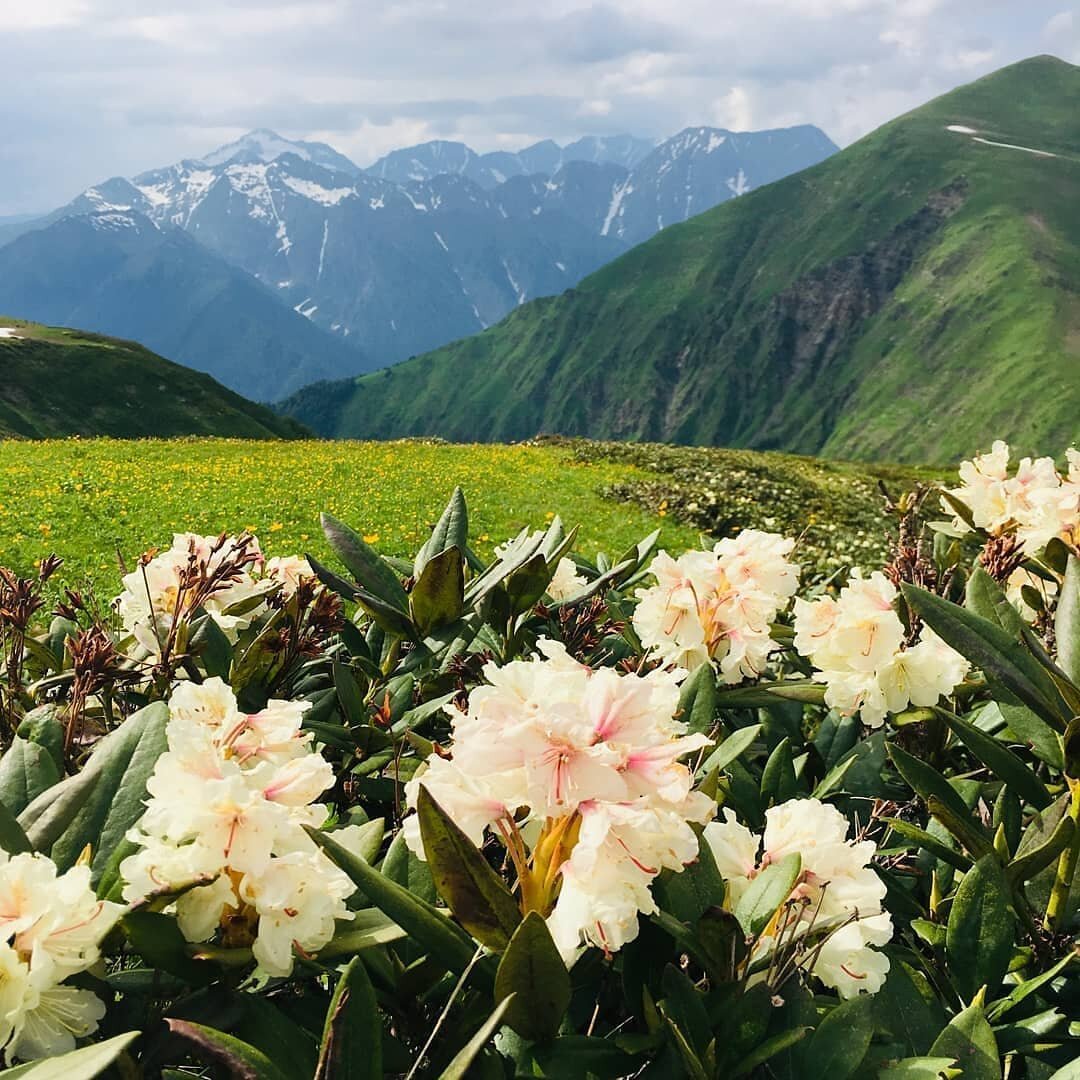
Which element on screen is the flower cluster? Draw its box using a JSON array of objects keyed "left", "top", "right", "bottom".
[
  {"left": 403, "top": 641, "right": 714, "bottom": 958},
  {"left": 704, "top": 799, "right": 892, "bottom": 998},
  {"left": 632, "top": 530, "right": 800, "bottom": 680},
  {"left": 0, "top": 853, "right": 123, "bottom": 1063},
  {"left": 117, "top": 533, "right": 316, "bottom": 655},
  {"left": 121, "top": 678, "right": 355, "bottom": 975},
  {"left": 946, "top": 441, "right": 1080, "bottom": 554},
  {"left": 793, "top": 572, "right": 968, "bottom": 727}
]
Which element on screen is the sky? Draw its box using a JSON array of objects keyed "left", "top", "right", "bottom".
[{"left": 0, "top": 0, "right": 1077, "bottom": 215}]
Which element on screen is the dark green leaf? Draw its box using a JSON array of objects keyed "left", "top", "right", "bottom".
[
  {"left": 19, "top": 701, "right": 168, "bottom": 882},
  {"left": 653, "top": 835, "right": 726, "bottom": 924},
  {"left": 928, "top": 1001, "right": 1001, "bottom": 1080},
  {"left": 734, "top": 852, "right": 800, "bottom": 935},
  {"left": 437, "top": 996, "right": 514, "bottom": 1080},
  {"left": 321, "top": 513, "right": 409, "bottom": 611},
  {"left": 877, "top": 1058, "right": 960, "bottom": 1079},
  {"left": 0, "top": 736, "right": 61, "bottom": 817},
  {"left": 315, "top": 956, "right": 382, "bottom": 1080},
  {"left": 698, "top": 724, "right": 762, "bottom": 776},
  {"left": 946, "top": 856, "right": 1014, "bottom": 1001},
  {"left": 760, "top": 737, "right": 798, "bottom": 806},
  {"left": 417, "top": 787, "right": 521, "bottom": 950},
  {"left": 0, "top": 799, "right": 32, "bottom": 855},
  {"left": 887, "top": 743, "right": 975, "bottom": 824},
  {"left": 381, "top": 832, "right": 438, "bottom": 905},
  {"left": 1057, "top": 556, "right": 1080, "bottom": 684},
  {"left": 803, "top": 994, "right": 874, "bottom": 1080},
  {"left": 165, "top": 1020, "right": 293, "bottom": 1080},
  {"left": 679, "top": 664, "right": 717, "bottom": 737},
  {"left": 16, "top": 705, "right": 65, "bottom": 774},
  {"left": 731, "top": 1027, "right": 812, "bottom": 1078},
  {"left": 875, "top": 959, "right": 947, "bottom": 1057},
  {"left": 414, "top": 487, "right": 469, "bottom": 578},
  {"left": 494, "top": 911, "right": 570, "bottom": 1041},
  {"left": 882, "top": 818, "right": 972, "bottom": 872},
  {"left": 410, "top": 547, "right": 465, "bottom": 636},
  {"left": 1005, "top": 814, "right": 1074, "bottom": 885},
  {"left": 122, "top": 910, "right": 214, "bottom": 985}
]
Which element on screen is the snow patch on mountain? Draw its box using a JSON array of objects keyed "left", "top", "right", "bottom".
[{"left": 282, "top": 176, "right": 355, "bottom": 206}]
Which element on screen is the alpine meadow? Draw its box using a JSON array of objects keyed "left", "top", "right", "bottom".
[{"left": 0, "top": 13, "right": 1077, "bottom": 1080}]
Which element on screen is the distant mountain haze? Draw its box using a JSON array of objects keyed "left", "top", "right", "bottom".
[{"left": 0, "top": 123, "right": 837, "bottom": 399}]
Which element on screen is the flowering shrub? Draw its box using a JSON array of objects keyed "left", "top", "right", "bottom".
[{"left": 0, "top": 446, "right": 1075, "bottom": 1077}]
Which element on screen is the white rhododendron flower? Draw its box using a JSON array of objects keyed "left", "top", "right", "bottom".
[
  {"left": 546, "top": 557, "right": 588, "bottom": 602},
  {"left": 1006, "top": 567, "right": 1059, "bottom": 622},
  {"left": 633, "top": 530, "right": 800, "bottom": 680},
  {"left": 946, "top": 442, "right": 1079, "bottom": 554},
  {"left": 0, "top": 853, "right": 123, "bottom": 1064},
  {"left": 121, "top": 678, "right": 355, "bottom": 976},
  {"left": 704, "top": 798, "right": 892, "bottom": 998},
  {"left": 264, "top": 555, "right": 316, "bottom": 597},
  {"left": 117, "top": 532, "right": 268, "bottom": 650},
  {"left": 793, "top": 571, "right": 968, "bottom": 727},
  {"left": 403, "top": 641, "right": 714, "bottom": 959}
]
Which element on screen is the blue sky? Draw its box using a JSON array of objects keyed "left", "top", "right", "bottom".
[{"left": 1, "top": 0, "right": 1077, "bottom": 214}]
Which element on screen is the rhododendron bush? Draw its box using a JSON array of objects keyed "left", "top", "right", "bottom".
[{"left": 0, "top": 448, "right": 1076, "bottom": 1078}]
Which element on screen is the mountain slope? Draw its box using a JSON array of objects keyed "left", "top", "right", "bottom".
[
  {"left": 0, "top": 321, "right": 306, "bottom": 439},
  {"left": 1, "top": 125, "right": 835, "bottom": 372},
  {"left": 0, "top": 211, "right": 371, "bottom": 400},
  {"left": 282, "top": 56, "right": 1080, "bottom": 464}
]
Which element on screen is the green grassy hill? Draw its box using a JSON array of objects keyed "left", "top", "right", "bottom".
[
  {"left": 0, "top": 321, "right": 307, "bottom": 439},
  {"left": 282, "top": 56, "right": 1080, "bottom": 464}
]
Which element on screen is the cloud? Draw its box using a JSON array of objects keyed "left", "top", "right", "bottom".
[{"left": 0, "top": 0, "right": 1073, "bottom": 213}]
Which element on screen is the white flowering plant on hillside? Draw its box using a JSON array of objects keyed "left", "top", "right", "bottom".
[{"left": 0, "top": 454, "right": 1076, "bottom": 1077}]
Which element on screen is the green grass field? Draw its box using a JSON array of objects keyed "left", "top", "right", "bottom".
[
  {"left": 0, "top": 437, "right": 935, "bottom": 598},
  {"left": 0, "top": 438, "right": 701, "bottom": 590}
]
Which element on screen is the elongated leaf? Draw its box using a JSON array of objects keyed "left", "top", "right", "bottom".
[
  {"left": 0, "top": 1031, "right": 139, "bottom": 1079},
  {"left": 437, "top": 996, "right": 513, "bottom": 1080},
  {"left": 731, "top": 1028, "right": 812, "bottom": 1078},
  {"left": 381, "top": 831, "right": 438, "bottom": 905},
  {"left": 939, "top": 709, "right": 1051, "bottom": 810},
  {"left": 679, "top": 664, "right": 717, "bottom": 736},
  {"left": 993, "top": 702, "right": 1064, "bottom": 769},
  {"left": 123, "top": 910, "right": 214, "bottom": 986},
  {"left": 318, "top": 908, "right": 408, "bottom": 959},
  {"left": 928, "top": 1001, "right": 1001, "bottom": 1080},
  {"left": 0, "top": 800, "right": 31, "bottom": 855},
  {"left": 19, "top": 701, "right": 168, "bottom": 882},
  {"left": 166, "top": 1020, "right": 293, "bottom": 1080},
  {"left": 305, "top": 826, "right": 480, "bottom": 978},
  {"left": 946, "top": 856, "right": 1014, "bottom": 1001},
  {"left": 1057, "top": 556, "right": 1080, "bottom": 684},
  {"left": 415, "top": 487, "right": 469, "bottom": 578},
  {"left": 698, "top": 724, "right": 762, "bottom": 777},
  {"left": 878, "top": 1058, "right": 960, "bottom": 1079},
  {"left": 734, "top": 852, "right": 800, "bottom": 936},
  {"left": 653, "top": 834, "right": 726, "bottom": 924},
  {"left": 987, "top": 950, "right": 1078, "bottom": 1022},
  {"left": 888, "top": 744, "right": 974, "bottom": 824},
  {"left": 417, "top": 788, "right": 521, "bottom": 950},
  {"left": 16, "top": 705, "right": 65, "bottom": 774},
  {"left": 0, "top": 737, "right": 61, "bottom": 818},
  {"left": 760, "top": 737, "right": 797, "bottom": 806},
  {"left": 803, "top": 994, "right": 874, "bottom": 1080},
  {"left": 1006, "top": 814, "right": 1074, "bottom": 885},
  {"left": 882, "top": 818, "right": 972, "bottom": 872},
  {"left": 875, "top": 960, "right": 947, "bottom": 1057},
  {"left": 926, "top": 797, "right": 994, "bottom": 860},
  {"left": 902, "top": 584, "right": 1066, "bottom": 727},
  {"left": 715, "top": 681, "right": 826, "bottom": 708},
  {"left": 494, "top": 911, "right": 570, "bottom": 1041},
  {"left": 321, "top": 513, "right": 409, "bottom": 611},
  {"left": 315, "top": 956, "right": 382, "bottom": 1080},
  {"left": 410, "top": 547, "right": 465, "bottom": 636}
]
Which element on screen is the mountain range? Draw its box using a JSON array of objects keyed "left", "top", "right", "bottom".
[
  {"left": 0, "top": 124, "right": 837, "bottom": 399},
  {"left": 280, "top": 56, "right": 1080, "bottom": 465},
  {"left": 0, "top": 320, "right": 304, "bottom": 439}
]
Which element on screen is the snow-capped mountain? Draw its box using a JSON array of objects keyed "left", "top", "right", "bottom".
[
  {"left": 365, "top": 134, "right": 657, "bottom": 188},
  {"left": 0, "top": 123, "right": 837, "bottom": 395}
]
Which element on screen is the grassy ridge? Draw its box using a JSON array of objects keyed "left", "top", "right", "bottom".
[
  {"left": 0, "top": 321, "right": 307, "bottom": 440},
  {"left": 282, "top": 56, "right": 1080, "bottom": 464},
  {"left": 0, "top": 438, "right": 930, "bottom": 595}
]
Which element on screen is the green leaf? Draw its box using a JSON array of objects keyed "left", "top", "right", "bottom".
[
  {"left": 938, "top": 709, "right": 1051, "bottom": 810},
  {"left": 760, "top": 737, "right": 797, "bottom": 807},
  {"left": 0, "top": 1031, "right": 139, "bottom": 1079},
  {"left": 882, "top": 818, "right": 972, "bottom": 872},
  {"left": 494, "top": 911, "right": 570, "bottom": 1041},
  {"left": 653, "top": 834, "right": 726, "bottom": 924},
  {"left": 887, "top": 743, "right": 974, "bottom": 821},
  {"left": 505, "top": 553, "right": 555, "bottom": 616},
  {"left": 417, "top": 787, "right": 521, "bottom": 950},
  {"left": 928, "top": 1001, "right": 1001, "bottom": 1080},
  {"left": 188, "top": 612, "right": 232, "bottom": 680},
  {"left": 0, "top": 799, "right": 31, "bottom": 855},
  {"left": 437, "top": 996, "right": 514, "bottom": 1080},
  {"left": 19, "top": 701, "right": 168, "bottom": 882},
  {"left": 875, "top": 960, "right": 947, "bottom": 1057},
  {"left": 1057, "top": 555, "right": 1080, "bottom": 685},
  {"left": 1005, "top": 813, "right": 1074, "bottom": 885},
  {"left": 381, "top": 831, "right": 438, "bottom": 905},
  {"left": 321, "top": 513, "right": 409, "bottom": 610},
  {"left": 415, "top": 487, "right": 469, "bottom": 578},
  {"left": 410, "top": 547, "right": 465, "bottom": 636},
  {"left": 946, "top": 856, "right": 1014, "bottom": 1002},
  {"left": 804, "top": 994, "right": 874, "bottom": 1080},
  {"left": 165, "top": 1020, "right": 294, "bottom": 1080},
  {"left": 926, "top": 796, "right": 994, "bottom": 861},
  {"left": 877, "top": 1058, "right": 960, "bottom": 1079},
  {"left": 679, "top": 664, "right": 717, "bottom": 736},
  {"left": 0, "top": 736, "right": 61, "bottom": 817},
  {"left": 734, "top": 851, "right": 800, "bottom": 935},
  {"left": 698, "top": 724, "right": 762, "bottom": 776},
  {"left": 986, "top": 949, "right": 1077, "bottom": 1023},
  {"left": 902, "top": 583, "right": 1066, "bottom": 727},
  {"left": 315, "top": 956, "right": 382, "bottom": 1080},
  {"left": 122, "top": 910, "right": 214, "bottom": 985},
  {"left": 305, "top": 826, "right": 480, "bottom": 978},
  {"left": 992, "top": 702, "right": 1063, "bottom": 769},
  {"left": 317, "top": 908, "right": 408, "bottom": 959},
  {"left": 16, "top": 705, "right": 65, "bottom": 774},
  {"left": 731, "top": 1027, "right": 812, "bottom": 1078}
]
